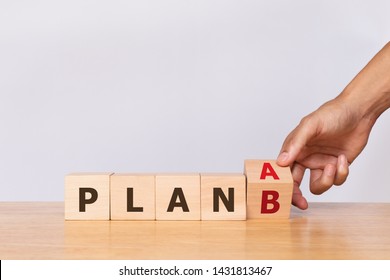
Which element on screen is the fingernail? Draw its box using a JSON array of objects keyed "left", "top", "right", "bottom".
[{"left": 277, "top": 152, "right": 289, "bottom": 163}]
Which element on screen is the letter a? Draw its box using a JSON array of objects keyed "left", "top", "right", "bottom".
[
  {"left": 167, "top": 188, "right": 190, "bottom": 212},
  {"left": 260, "top": 162, "right": 280, "bottom": 180}
]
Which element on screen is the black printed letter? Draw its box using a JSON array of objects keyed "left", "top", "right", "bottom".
[
  {"left": 167, "top": 188, "right": 189, "bottom": 212},
  {"left": 213, "top": 188, "right": 234, "bottom": 212},
  {"left": 79, "top": 188, "right": 98, "bottom": 212},
  {"left": 127, "top": 188, "right": 143, "bottom": 212}
]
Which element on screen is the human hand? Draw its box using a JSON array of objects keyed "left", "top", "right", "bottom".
[
  {"left": 277, "top": 42, "right": 390, "bottom": 210},
  {"left": 277, "top": 96, "right": 375, "bottom": 210}
]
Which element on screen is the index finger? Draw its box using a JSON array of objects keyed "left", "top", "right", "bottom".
[{"left": 277, "top": 116, "right": 318, "bottom": 167}]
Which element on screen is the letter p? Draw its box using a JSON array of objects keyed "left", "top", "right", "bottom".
[{"left": 79, "top": 188, "right": 98, "bottom": 212}]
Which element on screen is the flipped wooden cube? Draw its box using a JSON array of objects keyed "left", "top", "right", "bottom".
[
  {"left": 244, "top": 160, "right": 293, "bottom": 219},
  {"left": 201, "top": 173, "right": 246, "bottom": 220},
  {"left": 110, "top": 173, "right": 155, "bottom": 220},
  {"left": 155, "top": 174, "right": 200, "bottom": 220},
  {"left": 65, "top": 173, "right": 112, "bottom": 220}
]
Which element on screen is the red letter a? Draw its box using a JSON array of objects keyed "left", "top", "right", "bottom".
[{"left": 260, "top": 162, "right": 280, "bottom": 180}]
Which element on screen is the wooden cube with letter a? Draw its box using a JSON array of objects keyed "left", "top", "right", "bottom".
[
  {"left": 244, "top": 160, "right": 293, "bottom": 219},
  {"left": 110, "top": 173, "right": 155, "bottom": 220},
  {"left": 65, "top": 173, "right": 112, "bottom": 220},
  {"left": 155, "top": 174, "right": 200, "bottom": 220},
  {"left": 201, "top": 173, "right": 246, "bottom": 220}
]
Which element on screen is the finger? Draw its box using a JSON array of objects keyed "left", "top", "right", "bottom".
[
  {"left": 291, "top": 163, "right": 308, "bottom": 210},
  {"left": 334, "top": 154, "right": 349, "bottom": 186},
  {"left": 292, "top": 184, "right": 308, "bottom": 210},
  {"left": 310, "top": 164, "right": 336, "bottom": 195},
  {"left": 277, "top": 116, "right": 317, "bottom": 167},
  {"left": 299, "top": 153, "right": 338, "bottom": 170},
  {"left": 291, "top": 162, "right": 306, "bottom": 188}
]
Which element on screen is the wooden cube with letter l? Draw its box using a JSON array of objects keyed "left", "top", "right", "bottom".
[
  {"left": 244, "top": 160, "right": 293, "bottom": 219},
  {"left": 65, "top": 172, "right": 112, "bottom": 220},
  {"left": 110, "top": 173, "right": 155, "bottom": 220}
]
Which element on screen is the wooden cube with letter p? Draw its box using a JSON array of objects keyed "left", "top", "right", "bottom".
[
  {"left": 244, "top": 160, "right": 293, "bottom": 219},
  {"left": 65, "top": 172, "right": 113, "bottom": 220}
]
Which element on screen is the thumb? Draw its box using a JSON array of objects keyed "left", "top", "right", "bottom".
[{"left": 277, "top": 118, "right": 316, "bottom": 167}]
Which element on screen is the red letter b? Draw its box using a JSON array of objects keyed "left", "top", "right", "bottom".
[{"left": 261, "top": 190, "right": 280, "bottom": 214}]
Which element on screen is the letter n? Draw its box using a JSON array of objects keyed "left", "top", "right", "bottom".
[{"left": 213, "top": 188, "right": 234, "bottom": 212}]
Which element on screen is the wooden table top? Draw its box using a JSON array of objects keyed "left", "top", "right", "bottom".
[{"left": 0, "top": 202, "right": 389, "bottom": 260}]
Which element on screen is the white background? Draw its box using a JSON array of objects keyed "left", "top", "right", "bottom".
[
  {"left": 0, "top": 0, "right": 389, "bottom": 203},
  {"left": 2, "top": 260, "right": 389, "bottom": 280}
]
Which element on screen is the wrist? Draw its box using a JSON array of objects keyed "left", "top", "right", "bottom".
[
  {"left": 338, "top": 41, "right": 390, "bottom": 122},
  {"left": 340, "top": 86, "right": 390, "bottom": 123}
]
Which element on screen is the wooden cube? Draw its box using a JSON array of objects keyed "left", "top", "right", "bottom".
[
  {"left": 244, "top": 160, "right": 293, "bottom": 219},
  {"left": 65, "top": 173, "right": 112, "bottom": 220},
  {"left": 155, "top": 174, "right": 200, "bottom": 220},
  {"left": 201, "top": 173, "right": 246, "bottom": 220},
  {"left": 110, "top": 173, "right": 155, "bottom": 220}
]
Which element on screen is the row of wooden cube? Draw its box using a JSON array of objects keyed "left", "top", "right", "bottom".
[{"left": 65, "top": 160, "right": 293, "bottom": 220}]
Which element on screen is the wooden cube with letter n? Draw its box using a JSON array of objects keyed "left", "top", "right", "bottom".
[
  {"left": 155, "top": 174, "right": 200, "bottom": 220},
  {"left": 65, "top": 172, "right": 113, "bottom": 220},
  {"left": 244, "top": 160, "right": 293, "bottom": 219},
  {"left": 201, "top": 173, "right": 246, "bottom": 220}
]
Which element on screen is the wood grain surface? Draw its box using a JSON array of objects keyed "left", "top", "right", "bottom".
[{"left": 0, "top": 202, "right": 389, "bottom": 259}]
